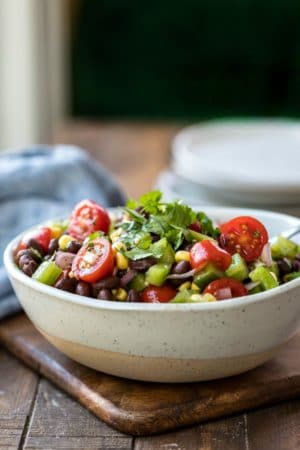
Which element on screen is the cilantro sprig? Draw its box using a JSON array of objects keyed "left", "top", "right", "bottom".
[{"left": 117, "top": 191, "right": 219, "bottom": 256}]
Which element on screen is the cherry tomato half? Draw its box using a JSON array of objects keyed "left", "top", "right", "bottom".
[
  {"left": 67, "top": 200, "right": 111, "bottom": 240},
  {"left": 20, "top": 226, "right": 52, "bottom": 253},
  {"left": 72, "top": 237, "right": 114, "bottom": 283},
  {"left": 204, "top": 278, "right": 248, "bottom": 300},
  {"left": 219, "top": 216, "right": 268, "bottom": 262},
  {"left": 141, "top": 285, "right": 177, "bottom": 303},
  {"left": 190, "top": 240, "right": 232, "bottom": 271}
]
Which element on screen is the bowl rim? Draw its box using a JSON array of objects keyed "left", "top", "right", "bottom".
[{"left": 4, "top": 205, "right": 300, "bottom": 313}]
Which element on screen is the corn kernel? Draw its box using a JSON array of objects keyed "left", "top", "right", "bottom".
[
  {"left": 178, "top": 281, "right": 191, "bottom": 291},
  {"left": 112, "top": 240, "right": 126, "bottom": 252},
  {"left": 116, "top": 252, "right": 129, "bottom": 270},
  {"left": 191, "top": 282, "right": 200, "bottom": 291},
  {"left": 58, "top": 234, "right": 75, "bottom": 250},
  {"left": 110, "top": 228, "right": 122, "bottom": 242},
  {"left": 205, "top": 293, "right": 217, "bottom": 302},
  {"left": 175, "top": 250, "right": 190, "bottom": 263},
  {"left": 50, "top": 225, "right": 64, "bottom": 239},
  {"left": 190, "top": 293, "right": 216, "bottom": 303},
  {"left": 190, "top": 294, "right": 203, "bottom": 302},
  {"left": 115, "top": 288, "right": 127, "bottom": 301}
]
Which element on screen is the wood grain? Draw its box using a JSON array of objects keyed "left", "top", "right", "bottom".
[
  {"left": 0, "top": 349, "right": 38, "bottom": 449},
  {"left": 24, "top": 380, "right": 132, "bottom": 450},
  {"left": 246, "top": 400, "right": 300, "bottom": 450},
  {"left": 0, "top": 314, "right": 300, "bottom": 437},
  {"left": 135, "top": 414, "right": 248, "bottom": 450}
]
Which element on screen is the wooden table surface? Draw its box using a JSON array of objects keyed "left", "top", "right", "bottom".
[{"left": 2, "top": 121, "right": 300, "bottom": 450}]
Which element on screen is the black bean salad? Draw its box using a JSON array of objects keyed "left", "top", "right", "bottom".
[{"left": 14, "top": 191, "right": 300, "bottom": 303}]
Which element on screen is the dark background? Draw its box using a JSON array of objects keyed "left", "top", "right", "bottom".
[{"left": 72, "top": 0, "right": 300, "bottom": 120}]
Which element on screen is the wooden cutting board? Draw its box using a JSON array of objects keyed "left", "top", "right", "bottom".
[{"left": 0, "top": 314, "right": 299, "bottom": 436}]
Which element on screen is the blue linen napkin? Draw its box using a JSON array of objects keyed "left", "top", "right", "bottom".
[{"left": 0, "top": 145, "right": 126, "bottom": 319}]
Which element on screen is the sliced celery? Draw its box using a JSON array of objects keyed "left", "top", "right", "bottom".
[
  {"left": 145, "top": 263, "right": 170, "bottom": 287},
  {"left": 32, "top": 261, "right": 62, "bottom": 286},
  {"left": 193, "top": 263, "right": 223, "bottom": 291},
  {"left": 271, "top": 236, "right": 298, "bottom": 259},
  {"left": 249, "top": 266, "right": 279, "bottom": 291},
  {"left": 129, "top": 273, "right": 146, "bottom": 292},
  {"left": 283, "top": 272, "right": 300, "bottom": 282},
  {"left": 225, "top": 253, "right": 249, "bottom": 281},
  {"left": 170, "top": 290, "right": 216, "bottom": 303}
]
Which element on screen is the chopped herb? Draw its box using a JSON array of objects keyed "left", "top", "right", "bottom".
[
  {"left": 197, "top": 212, "right": 220, "bottom": 239},
  {"left": 138, "top": 190, "right": 162, "bottom": 214},
  {"left": 123, "top": 207, "right": 146, "bottom": 223},
  {"left": 120, "top": 191, "right": 219, "bottom": 254}
]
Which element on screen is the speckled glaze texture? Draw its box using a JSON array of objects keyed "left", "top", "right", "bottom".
[{"left": 4, "top": 207, "right": 300, "bottom": 382}]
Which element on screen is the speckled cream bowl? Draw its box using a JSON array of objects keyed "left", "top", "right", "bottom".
[{"left": 4, "top": 207, "right": 300, "bottom": 383}]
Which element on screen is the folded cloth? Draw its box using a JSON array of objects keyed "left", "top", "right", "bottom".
[{"left": 0, "top": 145, "right": 126, "bottom": 319}]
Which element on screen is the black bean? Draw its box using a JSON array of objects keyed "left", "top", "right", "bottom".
[
  {"left": 66, "top": 240, "right": 82, "bottom": 254},
  {"left": 76, "top": 281, "right": 91, "bottom": 297},
  {"left": 129, "top": 257, "right": 157, "bottom": 272},
  {"left": 151, "top": 234, "right": 160, "bottom": 242},
  {"left": 54, "top": 277, "right": 76, "bottom": 293},
  {"left": 127, "top": 289, "right": 140, "bottom": 302},
  {"left": 19, "top": 255, "right": 38, "bottom": 277},
  {"left": 277, "top": 258, "right": 293, "bottom": 275},
  {"left": 55, "top": 251, "right": 75, "bottom": 270},
  {"left": 27, "top": 238, "right": 45, "bottom": 256},
  {"left": 170, "top": 279, "right": 183, "bottom": 287},
  {"left": 172, "top": 260, "right": 191, "bottom": 274},
  {"left": 120, "top": 270, "right": 137, "bottom": 287},
  {"left": 48, "top": 238, "right": 59, "bottom": 254},
  {"left": 292, "top": 259, "right": 300, "bottom": 272},
  {"left": 16, "top": 249, "right": 40, "bottom": 264},
  {"left": 97, "top": 288, "right": 113, "bottom": 300},
  {"left": 183, "top": 243, "right": 193, "bottom": 251},
  {"left": 92, "top": 276, "right": 120, "bottom": 291}
]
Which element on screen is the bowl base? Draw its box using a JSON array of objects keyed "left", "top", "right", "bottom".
[{"left": 38, "top": 327, "right": 282, "bottom": 383}]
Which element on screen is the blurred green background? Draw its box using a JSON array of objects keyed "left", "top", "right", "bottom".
[{"left": 72, "top": 0, "right": 300, "bottom": 120}]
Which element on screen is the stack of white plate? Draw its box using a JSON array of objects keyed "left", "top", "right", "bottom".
[{"left": 155, "top": 119, "right": 300, "bottom": 217}]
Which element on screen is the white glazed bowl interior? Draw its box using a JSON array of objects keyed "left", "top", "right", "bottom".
[{"left": 4, "top": 206, "right": 300, "bottom": 383}]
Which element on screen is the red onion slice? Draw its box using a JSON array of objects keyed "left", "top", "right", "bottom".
[
  {"left": 261, "top": 243, "right": 273, "bottom": 267},
  {"left": 167, "top": 269, "right": 196, "bottom": 280},
  {"left": 216, "top": 287, "right": 232, "bottom": 299}
]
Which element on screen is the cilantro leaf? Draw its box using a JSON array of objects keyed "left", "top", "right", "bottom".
[
  {"left": 163, "top": 202, "right": 196, "bottom": 228},
  {"left": 126, "top": 191, "right": 162, "bottom": 215},
  {"left": 197, "top": 212, "right": 220, "bottom": 239},
  {"left": 121, "top": 192, "right": 219, "bottom": 256},
  {"left": 165, "top": 228, "right": 184, "bottom": 250},
  {"left": 138, "top": 190, "right": 162, "bottom": 214},
  {"left": 124, "top": 240, "right": 164, "bottom": 260},
  {"left": 126, "top": 198, "right": 138, "bottom": 209},
  {"left": 124, "top": 207, "right": 146, "bottom": 223},
  {"left": 143, "top": 215, "right": 169, "bottom": 236},
  {"left": 124, "top": 248, "right": 156, "bottom": 260}
]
